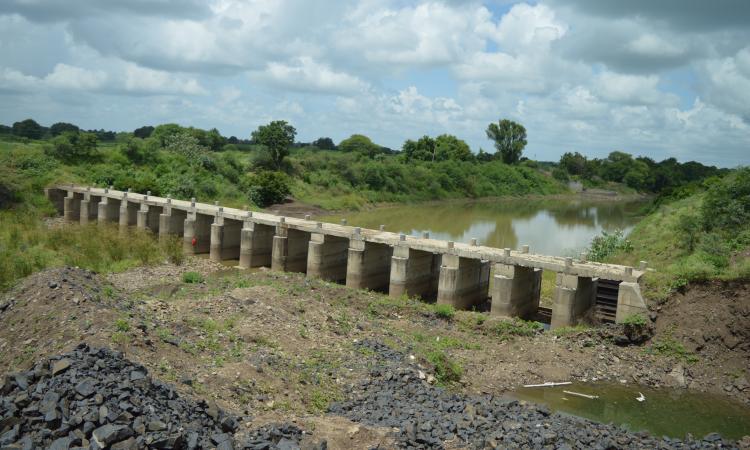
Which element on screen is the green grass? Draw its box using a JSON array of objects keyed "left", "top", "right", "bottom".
[
  {"left": 488, "top": 318, "right": 544, "bottom": 341},
  {"left": 432, "top": 303, "right": 455, "bottom": 320},
  {"left": 426, "top": 349, "right": 463, "bottom": 384},
  {"left": 646, "top": 336, "right": 699, "bottom": 363},
  {"left": 182, "top": 271, "right": 204, "bottom": 284}
]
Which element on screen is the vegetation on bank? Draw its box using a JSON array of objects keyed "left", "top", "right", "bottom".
[{"left": 596, "top": 167, "right": 750, "bottom": 301}]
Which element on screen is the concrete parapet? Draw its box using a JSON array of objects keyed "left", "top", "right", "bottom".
[
  {"left": 272, "top": 225, "right": 310, "bottom": 273},
  {"left": 436, "top": 254, "right": 490, "bottom": 310},
  {"left": 307, "top": 233, "right": 349, "bottom": 282},
  {"left": 346, "top": 238, "right": 393, "bottom": 291},
  {"left": 183, "top": 213, "right": 212, "bottom": 255},
  {"left": 490, "top": 264, "right": 542, "bottom": 319},
  {"left": 615, "top": 282, "right": 648, "bottom": 323},
  {"left": 97, "top": 197, "right": 121, "bottom": 224},
  {"left": 551, "top": 274, "right": 597, "bottom": 329},
  {"left": 389, "top": 245, "right": 439, "bottom": 299},
  {"left": 210, "top": 217, "right": 242, "bottom": 262},
  {"left": 239, "top": 221, "right": 274, "bottom": 268}
]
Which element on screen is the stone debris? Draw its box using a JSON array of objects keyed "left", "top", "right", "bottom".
[{"left": 329, "top": 341, "right": 739, "bottom": 450}]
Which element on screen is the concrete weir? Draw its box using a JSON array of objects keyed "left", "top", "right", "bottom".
[{"left": 45, "top": 185, "right": 650, "bottom": 327}]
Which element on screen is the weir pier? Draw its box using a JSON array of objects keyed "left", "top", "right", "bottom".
[{"left": 46, "top": 185, "right": 649, "bottom": 328}]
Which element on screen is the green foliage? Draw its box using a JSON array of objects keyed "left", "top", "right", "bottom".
[
  {"left": 488, "top": 318, "right": 543, "bottom": 341},
  {"left": 552, "top": 167, "right": 569, "bottom": 182},
  {"left": 133, "top": 126, "right": 154, "bottom": 139},
  {"left": 647, "top": 336, "right": 698, "bottom": 363},
  {"left": 402, "top": 134, "right": 473, "bottom": 162},
  {"left": 114, "top": 319, "right": 130, "bottom": 332},
  {"left": 50, "top": 122, "right": 79, "bottom": 136},
  {"left": 426, "top": 350, "right": 463, "bottom": 384},
  {"left": 182, "top": 271, "right": 204, "bottom": 284},
  {"left": 248, "top": 171, "right": 291, "bottom": 207},
  {"left": 252, "top": 120, "right": 296, "bottom": 170},
  {"left": 432, "top": 304, "right": 455, "bottom": 320},
  {"left": 12, "top": 119, "right": 44, "bottom": 139},
  {"left": 622, "top": 313, "right": 647, "bottom": 326},
  {"left": 312, "top": 137, "right": 336, "bottom": 150},
  {"left": 676, "top": 213, "right": 700, "bottom": 252},
  {"left": 338, "top": 134, "right": 381, "bottom": 157},
  {"left": 45, "top": 132, "right": 99, "bottom": 163},
  {"left": 587, "top": 229, "right": 633, "bottom": 262},
  {"left": 486, "top": 119, "right": 526, "bottom": 164},
  {"left": 701, "top": 167, "right": 750, "bottom": 233}
]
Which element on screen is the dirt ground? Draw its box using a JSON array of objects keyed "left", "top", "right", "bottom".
[{"left": 1, "top": 259, "right": 748, "bottom": 448}]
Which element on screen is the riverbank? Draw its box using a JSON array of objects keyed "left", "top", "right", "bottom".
[{"left": 1, "top": 259, "right": 748, "bottom": 446}]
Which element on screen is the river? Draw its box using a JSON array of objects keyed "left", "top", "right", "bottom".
[{"left": 318, "top": 195, "right": 648, "bottom": 257}]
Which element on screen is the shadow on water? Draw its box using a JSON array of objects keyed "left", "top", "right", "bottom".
[
  {"left": 511, "top": 383, "right": 750, "bottom": 440},
  {"left": 318, "top": 197, "right": 649, "bottom": 257}
]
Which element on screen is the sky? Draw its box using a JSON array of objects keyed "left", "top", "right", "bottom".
[{"left": 0, "top": 0, "right": 748, "bottom": 167}]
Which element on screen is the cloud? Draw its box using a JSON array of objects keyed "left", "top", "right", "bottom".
[
  {"left": 697, "top": 47, "right": 750, "bottom": 121},
  {"left": 0, "top": 0, "right": 211, "bottom": 22},
  {"left": 261, "top": 57, "right": 369, "bottom": 95}
]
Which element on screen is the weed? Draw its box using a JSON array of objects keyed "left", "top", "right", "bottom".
[
  {"left": 111, "top": 331, "right": 130, "bottom": 344},
  {"left": 646, "top": 337, "right": 699, "bottom": 363},
  {"left": 426, "top": 350, "right": 462, "bottom": 384},
  {"left": 551, "top": 324, "right": 591, "bottom": 337},
  {"left": 488, "top": 318, "right": 543, "bottom": 341},
  {"left": 432, "top": 303, "right": 455, "bottom": 320},
  {"left": 114, "top": 318, "right": 130, "bottom": 332},
  {"left": 622, "top": 313, "right": 647, "bottom": 326},
  {"left": 182, "top": 271, "right": 204, "bottom": 284},
  {"left": 102, "top": 285, "right": 115, "bottom": 298}
]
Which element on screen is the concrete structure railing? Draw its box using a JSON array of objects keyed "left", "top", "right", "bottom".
[{"left": 46, "top": 185, "right": 649, "bottom": 328}]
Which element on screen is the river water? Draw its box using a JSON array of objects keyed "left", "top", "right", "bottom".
[
  {"left": 512, "top": 383, "right": 750, "bottom": 440},
  {"left": 317, "top": 196, "right": 648, "bottom": 257}
]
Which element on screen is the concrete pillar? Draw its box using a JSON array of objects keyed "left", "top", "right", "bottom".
[
  {"left": 119, "top": 200, "right": 139, "bottom": 232},
  {"left": 45, "top": 188, "right": 66, "bottom": 216},
  {"left": 307, "top": 233, "right": 349, "bottom": 282},
  {"left": 346, "top": 239, "right": 393, "bottom": 291},
  {"left": 183, "top": 213, "right": 212, "bottom": 255},
  {"left": 551, "top": 274, "right": 597, "bottom": 329},
  {"left": 210, "top": 217, "right": 242, "bottom": 262},
  {"left": 389, "top": 245, "right": 439, "bottom": 299},
  {"left": 63, "top": 192, "right": 82, "bottom": 223},
  {"left": 490, "top": 264, "right": 542, "bottom": 319},
  {"left": 158, "top": 208, "right": 187, "bottom": 242},
  {"left": 79, "top": 194, "right": 102, "bottom": 225},
  {"left": 97, "top": 197, "right": 121, "bottom": 225},
  {"left": 137, "top": 204, "right": 162, "bottom": 233},
  {"left": 239, "top": 221, "right": 275, "bottom": 268},
  {"left": 615, "top": 282, "right": 648, "bottom": 323},
  {"left": 436, "top": 255, "right": 491, "bottom": 310},
  {"left": 271, "top": 225, "right": 311, "bottom": 273}
]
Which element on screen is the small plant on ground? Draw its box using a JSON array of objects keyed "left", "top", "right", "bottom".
[
  {"left": 550, "top": 324, "right": 591, "bottom": 337},
  {"left": 622, "top": 313, "right": 647, "bottom": 326},
  {"left": 432, "top": 303, "right": 455, "bottom": 320},
  {"left": 182, "top": 271, "right": 204, "bottom": 284},
  {"left": 113, "top": 318, "right": 130, "bottom": 332},
  {"left": 488, "top": 318, "right": 543, "bottom": 341},
  {"left": 646, "top": 336, "right": 699, "bottom": 363},
  {"left": 426, "top": 349, "right": 463, "bottom": 384}
]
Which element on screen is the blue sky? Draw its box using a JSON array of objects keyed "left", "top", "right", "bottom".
[{"left": 1, "top": 0, "right": 748, "bottom": 167}]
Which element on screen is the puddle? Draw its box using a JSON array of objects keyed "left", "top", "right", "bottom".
[{"left": 511, "top": 382, "right": 750, "bottom": 440}]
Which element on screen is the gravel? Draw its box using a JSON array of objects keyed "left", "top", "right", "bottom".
[{"left": 330, "top": 341, "right": 740, "bottom": 450}]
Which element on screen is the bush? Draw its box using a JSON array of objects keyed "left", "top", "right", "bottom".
[
  {"left": 426, "top": 350, "right": 462, "bottom": 384},
  {"left": 701, "top": 167, "right": 750, "bottom": 233},
  {"left": 45, "top": 132, "right": 99, "bottom": 163},
  {"left": 248, "top": 171, "right": 291, "bottom": 207},
  {"left": 587, "top": 229, "right": 634, "bottom": 262},
  {"left": 182, "top": 271, "right": 204, "bottom": 284},
  {"left": 489, "top": 318, "right": 543, "bottom": 341},
  {"left": 432, "top": 304, "right": 455, "bottom": 320},
  {"left": 676, "top": 213, "right": 700, "bottom": 252},
  {"left": 552, "top": 167, "right": 569, "bottom": 182}
]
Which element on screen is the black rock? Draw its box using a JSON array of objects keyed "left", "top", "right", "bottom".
[{"left": 92, "top": 424, "right": 134, "bottom": 447}]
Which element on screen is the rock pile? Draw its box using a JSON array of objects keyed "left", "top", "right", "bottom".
[
  {"left": 330, "top": 343, "right": 739, "bottom": 449},
  {"left": 0, "top": 343, "right": 239, "bottom": 449}
]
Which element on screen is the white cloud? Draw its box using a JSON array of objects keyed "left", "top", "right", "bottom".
[
  {"left": 44, "top": 63, "right": 107, "bottom": 90},
  {"left": 493, "top": 3, "right": 567, "bottom": 52},
  {"left": 122, "top": 63, "right": 206, "bottom": 95},
  {"left": 262, "top": 57, "right": 369, "bottom": 95}
]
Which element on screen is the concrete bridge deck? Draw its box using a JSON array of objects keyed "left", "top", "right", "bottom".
[{"left": 46, "top": 185, "right": 649, "bottom": 327}]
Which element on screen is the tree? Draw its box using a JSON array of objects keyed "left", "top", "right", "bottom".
[
  {"left": 133, "top": 125, "right": 154, "bottom": 139},
  {"left": 339, "top": 134, "right": 380, "bottom": 157},
  {"left": 248, "top": 171, "right": 291, "bottom": 207},
  {"left": 251, "top": 120, "right": 296, "bottom": 170},
  {"left": 312, "top": 137, "right": 336, "bottom": 150},
  {"left": 402, "top": 136, "right": 435, "bottom": 161},
  {"left": 600, "top": 151, "right": 634, "bottom": 183},
  {"left": 559, "top": 152, "right": 588, "bottom": 176},
  {"left": 50, "top": 122, "right": 79, "bottom": 136},
  {"left": 0, "top": 124, "right": 11, "bottom": 134},
  {"left": 12, "top": 118, "right": 44, "bottom": 139},
  {"left": 435, "top": 134, "right": 472, "bottom": 161},
  {"left": 46, "top": 131, "right": 98, "bottom": 162},
  {"left": 485, "top": 119, "right": 526, "bottom": 164}
]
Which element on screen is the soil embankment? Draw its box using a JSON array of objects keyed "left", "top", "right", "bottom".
[{"left": 1, "top": 261, "right": 748, "bottom": 448}]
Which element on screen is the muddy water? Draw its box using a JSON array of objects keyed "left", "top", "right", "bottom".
[
  {"left": 317, "top": 197, "right": 647, "bottom": 257},
  {"left": 512, "top": 383, "right": 750, "bottom": 440}
]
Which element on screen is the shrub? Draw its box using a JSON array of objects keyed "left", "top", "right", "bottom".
[
  {"left": 426, "top": 350, "right": 462, "bottom": 383},
  {"left": 432, "top": 304, "right": 455, "bottom": 320},
  {"left": 587, "top": 229, "right": 634, "bottom": 262},
  {"left": 248, "top": 171, "right": 291, "bottom": 207},
  {"left": 622, "top": 313, "right": 647, "bottom": 326},
  {"left": 701, "top": 167, "right": 750, "bottom": 233},
  {"left": 489, "top": 318, "right": 543, "bottom": 340},
  {"left": 45, "top": 132, "right": 99, "bottom": 163},
  {"left": 182, "top": 271, "right": 204, "bottom": 284},
  {"left": 675, "top": 213, "right": 701, "bottom": 252}
]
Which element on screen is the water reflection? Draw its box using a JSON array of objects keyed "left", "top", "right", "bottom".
[{"left": 318, "top": 197, "right": 647, "bottom": 257}]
